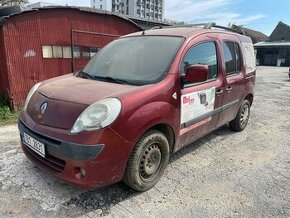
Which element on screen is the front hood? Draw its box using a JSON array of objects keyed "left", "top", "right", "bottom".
[
  {"left": 38, "top": 75, "right": 143, "bottom": 105},
  {"left": 27, "top": 75, "right": 147, "bottom": 130}
]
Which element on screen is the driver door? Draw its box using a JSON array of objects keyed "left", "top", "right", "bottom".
[{"left": 178, "top": 39, "right": 225, "bottom": 149}]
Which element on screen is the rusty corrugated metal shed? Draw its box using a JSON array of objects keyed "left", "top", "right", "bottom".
[{"left": 0, "top": 7, "right": 142, "bottom": 109}]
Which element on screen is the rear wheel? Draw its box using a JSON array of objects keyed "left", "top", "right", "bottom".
[
  {"left": 123, "top": 130, "right": 169, "bottom": 192},
  {"left": 229, "top": 100, "right": 250, "bottom": 132}
]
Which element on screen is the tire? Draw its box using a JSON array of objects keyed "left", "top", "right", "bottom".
[
  {"left": 123, "top": 130, "right": 169, "bottom": 192},
  {"left": 0, "top": 6, "right": 21, "bottom": 17},
  {"left": 229, "top": 99, "right": 250, "bottom": 132}
]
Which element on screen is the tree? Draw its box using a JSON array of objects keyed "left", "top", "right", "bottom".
[{"left": 0, "top": 0, "right": 28, "bottom": 7}]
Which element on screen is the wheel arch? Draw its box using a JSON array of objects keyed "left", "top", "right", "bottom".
[
  {"left": 244, "top": 93, "right": 254, "bottom": 106},
  {"left": 145, "top": 123, "right": 176, "bottom": 154}
]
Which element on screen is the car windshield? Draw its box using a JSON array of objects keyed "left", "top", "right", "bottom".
[{"left": 80, "top": 36, "right": 184, "bottom": 85}]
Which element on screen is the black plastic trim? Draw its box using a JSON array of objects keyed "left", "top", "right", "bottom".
[{"left": 18, "top": 121, "right": 104, "bottom": 161}]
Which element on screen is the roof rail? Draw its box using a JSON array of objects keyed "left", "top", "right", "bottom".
[
  {"left": 151, "top": 23, "right": 210, "bottom": 30},
  {"left": 150, "top": 22, "right": 246, "bottom": 35}
]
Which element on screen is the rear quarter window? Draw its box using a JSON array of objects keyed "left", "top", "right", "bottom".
[{"left": 241, "top": 41, "right": 256, "bottom": 74}]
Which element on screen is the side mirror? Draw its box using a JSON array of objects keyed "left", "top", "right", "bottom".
[{"left": 184, "top": 64, "right": 209, "bottom": 83}]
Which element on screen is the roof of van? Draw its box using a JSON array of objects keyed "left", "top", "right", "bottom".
[{"left": 125, "top": 27, "right": 249, "bottom": 40}]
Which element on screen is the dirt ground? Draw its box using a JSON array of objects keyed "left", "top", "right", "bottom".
[{"left": 0, "top": 66, "right": 289, "bottom": 218}]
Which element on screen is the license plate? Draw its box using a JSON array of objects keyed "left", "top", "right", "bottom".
[{"left": 23, "top": 132, "right": 46, "bottom": 157}]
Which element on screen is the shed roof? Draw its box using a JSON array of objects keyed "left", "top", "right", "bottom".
[
  {"left": 241, "top": 27, "right": 268, "bottom": 42},
  {"left": 269, "top": 21, "right": 290, "bottom": 41},
  {"left": 254, "top": 41, "right": 290, "bottom": 47},
  {"left": 0, "top": 6, "right": 142, "bottom": 29}
]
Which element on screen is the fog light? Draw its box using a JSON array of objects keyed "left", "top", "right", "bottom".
[{"left": 75, "top": 167, "right": 86, "bottom": 179}]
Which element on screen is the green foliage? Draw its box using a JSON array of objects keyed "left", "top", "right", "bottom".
[{"left": 0, "top": 96, "right": 18, "bottom": 126}]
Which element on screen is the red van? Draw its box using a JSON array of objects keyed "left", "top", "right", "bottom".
[{"left": 19, "top": 24, "right": 256, "bottom": 192}]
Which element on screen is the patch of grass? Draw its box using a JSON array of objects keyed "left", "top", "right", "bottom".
[{"left": 0, "top": 96, "right": 18, "bottom": 126}]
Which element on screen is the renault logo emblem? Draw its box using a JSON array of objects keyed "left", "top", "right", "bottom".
[{"left": 40, "top": 102, "right": 48, "bottom": 114}]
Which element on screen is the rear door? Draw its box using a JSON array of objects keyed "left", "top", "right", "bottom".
[
  {"left": 217, "top": 35, "right": 245, "bottom": 127},
  {"left": 177, "top": 35, "right": 224, "bottom": 149}
]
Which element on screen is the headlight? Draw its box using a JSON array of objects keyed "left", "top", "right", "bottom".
[
  {"left": 23, "top": 82, "right": 41, "bottom": 111},
  {"left": 71, "top": 98, "right": 122, "bottom": 134}
]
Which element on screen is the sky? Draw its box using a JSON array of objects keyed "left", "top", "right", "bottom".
[{"left": 29, "top": 0, "right": 290, "bottom": 36}]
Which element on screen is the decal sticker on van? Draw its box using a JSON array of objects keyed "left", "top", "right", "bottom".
[{"left": 181, "top": 87, "right": 216, "bottom": 125}]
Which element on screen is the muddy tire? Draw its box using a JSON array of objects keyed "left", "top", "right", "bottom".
[
  {"left": 123, "top": 130, "right": 169, "bottom": 192},
  {"left": 229, "top": 100, "right": 250, "bottom": 132}
]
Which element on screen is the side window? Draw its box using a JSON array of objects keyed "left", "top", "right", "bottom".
[
  {"left": 181, "top": 42, "right": 218, "bottom": 82},
  {"left": 223, "top": 41, "right": 241, "bottom": 75},
  {"left": 235, "top": 43, "right": 241, "bottom": 72}
]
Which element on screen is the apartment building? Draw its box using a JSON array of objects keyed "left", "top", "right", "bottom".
[
  {"left": 91, "top": 0, "right": 165, "bottom": 21},
  {"left": 90, "top": 0, "right": 112, "bottom": 11}
]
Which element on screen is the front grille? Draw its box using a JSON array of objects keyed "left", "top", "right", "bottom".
[
  {"left": 21, "top": 122, "right": 61, "bottom": 145},
  {"left": 20, "top": 121, "right": 66, "bottom": 174},
  {"left": 23, "top": 144, "right": 66, "bottom": 173}
]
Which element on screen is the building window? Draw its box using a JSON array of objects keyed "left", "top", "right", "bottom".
[
  {"left": 42, "top": 45, "right": 64, "bottom": 58},
  {"left": 80, "top": 47, "right": 101, "bottom": 58},
  {"left": 82, "top": 47, "right": 90, "bottom": 58},
  {"left": 90, "top": 48, "right": 99, "bottom": 58},
  {"left": 100, "top": 4, "right": 102, "bottom": 9},
  {"left": 73, "top": 47, "right": 81, "bottom": 58},
  {"left": 42, "top": 46, "right": 53, "bottom": 58},
  {"left": 52, "top": 46, "right": 63, "bottom": 58},
  {"left": 42, "top": 45, "right": 100, "bottom": 59},
  {"left": 63, "top": 46, "right": 72, "bottom": 58}
]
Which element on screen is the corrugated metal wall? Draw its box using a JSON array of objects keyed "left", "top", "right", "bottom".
[
  {"left": 0, "top": 27, "right": 9, "bottom": 100},
  {"left": 1, "top": 9, "right": 141, "bottom": 109}
]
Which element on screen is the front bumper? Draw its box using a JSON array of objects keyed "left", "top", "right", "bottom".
[
  {"left": 19, "top": 121, "right": 104, "bottom": 161},
  {"left": 19, "top": 114, "right": 133, "bottom": 189}
]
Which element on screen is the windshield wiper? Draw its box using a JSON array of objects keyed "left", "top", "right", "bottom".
[
  {"left": 92, "top": 76, "right": 131, "bottom": 85},
  {"left": 77, "top": 70, "right": 94, "bottom": 80},
  {"left": 104, "top": 76, "right": 131, "bottom": 85},
  {"left": 77, "top": 71, "right": 132, "bottom": 85}
]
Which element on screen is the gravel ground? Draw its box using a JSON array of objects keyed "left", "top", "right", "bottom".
[{"left": 0, "top": 66, "right": 289, "bottom": 218}]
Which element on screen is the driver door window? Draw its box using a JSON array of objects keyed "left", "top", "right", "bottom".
[{"left": 181, "top": 41, "right": 218, "bottom": 86}]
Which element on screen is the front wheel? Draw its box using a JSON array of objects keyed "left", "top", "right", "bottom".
[
  {"left": 229, "top": 100, "right": 251, "bottom": 132},
  {"left": 123, "top": 130, "right": 169, "bottom": 192}
]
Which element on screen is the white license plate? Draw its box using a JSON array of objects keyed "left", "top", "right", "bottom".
[{"left": 23, "top": 132, "right": 46, "bottom": 157}]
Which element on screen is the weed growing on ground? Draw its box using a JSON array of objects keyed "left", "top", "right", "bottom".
[{"left": 0, "top": 96, "right": 18, "bottom": 126}]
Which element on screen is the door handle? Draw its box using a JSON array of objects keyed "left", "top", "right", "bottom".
[
  {"left": 225, "top": 86, "right": 232, "bottom": 93},
  {"left": 216, "top": 89, "right": 223, "bottom": 95}
]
